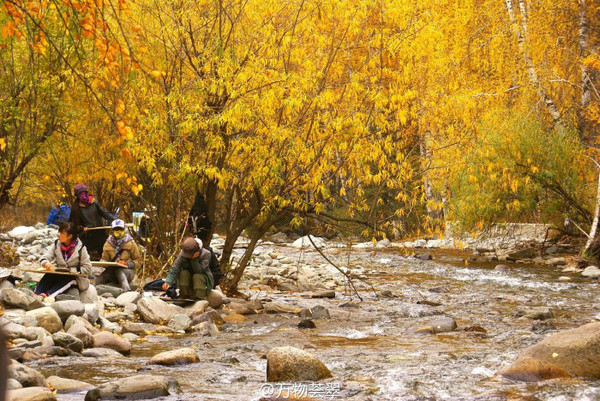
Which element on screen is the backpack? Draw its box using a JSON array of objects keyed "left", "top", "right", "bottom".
[{"left": 204, "top": 246, "right": 222, "bottom": 287}]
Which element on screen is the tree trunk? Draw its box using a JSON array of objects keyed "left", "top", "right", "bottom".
[
  {"left": 578, "top": 0, "right": 593, "bottom": 141},
  {"left": 505, "top": 0, "right": 564, "bottom": 131}
]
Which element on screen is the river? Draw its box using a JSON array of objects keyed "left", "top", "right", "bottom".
[{"left": 34, "top": 244, "right": 600, "bottom": 400}]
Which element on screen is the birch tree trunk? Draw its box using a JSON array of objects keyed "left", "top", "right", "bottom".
[{"left": 504, "top": 0, "right": 564, "bottom": 131}]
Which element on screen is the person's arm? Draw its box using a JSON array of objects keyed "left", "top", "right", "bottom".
[
  {"left": 127, "top": 242, "right": 142, "bottom": 269},
  {"left": 39, "top": 241, "right": 57, "bottom": 267},
  {"left": 95, "top": 202, "right": 116, "bottom": 222},
  {"left": 198, "top": 248, "right": 211, "bottom": 271},
  {"left": 78, "top": 245, "right": 92, "bottom": 276},
  {"left": 164, "top": 256, "right": 183, "bottom": 287}
]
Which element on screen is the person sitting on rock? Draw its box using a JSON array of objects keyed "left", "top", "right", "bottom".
[
  {"left": 69, "top": 183, "right": 116, "bottom": 260},
  {"left": 37, "top": 222, "right": 92, "bottom": 299},
  {"left": 96, "top": 219, "right": 141, "bottom": 292},
  {"left": 162, "top": 237, "right": 213, "bottom": 300}
]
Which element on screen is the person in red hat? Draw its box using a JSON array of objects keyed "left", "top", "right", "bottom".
[{"left": 69, "top": 183, "right": 116, "bottom": 260}]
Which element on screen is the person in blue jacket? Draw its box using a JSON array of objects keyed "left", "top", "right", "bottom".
[{"left": 46, "top": 202, "right": 71, "bottom": 226}]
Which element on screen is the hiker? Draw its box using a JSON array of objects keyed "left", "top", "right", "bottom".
[
  {"left": 46, "top": 200, "right": 71, "bottom": 226},
  {"left": 162, "top": 237, "right": 213, "bottom": 300},
  {"left": 96, "top": 219, "right": 141, "bottom": 291},
  {"left": 185, "top": 192, "right": 212, "bottom": 244},
  {"left": 36, "top": 222, "right": 92, "bottom": 298},
  {"left": 69, "top": 183, "right": 116, "bottom": 260}
]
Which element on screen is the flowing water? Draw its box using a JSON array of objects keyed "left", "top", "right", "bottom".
[{"left": 33, "top": 245, "right": 600, "bottom": 400}]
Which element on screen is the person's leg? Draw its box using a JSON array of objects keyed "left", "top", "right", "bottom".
[
  {"left": 177, "top": 270, "right": 192, "bottom": 298},
  {"left": 192, "top": 273, "right": 208, "bottom": 300},
  {"left": 114, "top": 268, "right": 133, "bottom": 291}
]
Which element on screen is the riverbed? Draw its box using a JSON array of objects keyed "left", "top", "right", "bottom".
[{"left": 34, "top": 244, "right": 600, "bottom": 400}]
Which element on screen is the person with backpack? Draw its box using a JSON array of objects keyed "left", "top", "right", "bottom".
[
  {"left": 46, "top": 201, "right": 71, "bottom": 226},
  {"left": 68, "top": 183, "right": 116, "bottom": 260},
  {"left": 36, "top": 222, "right": 92, "bottom": 298},
  {"left": 96, "top": 219, "right": 141, "bottom": 291},
  {"left": 162, "top": 237, "right": 213, "bottom": 300}
]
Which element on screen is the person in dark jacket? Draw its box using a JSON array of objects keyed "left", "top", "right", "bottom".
[
  {"left": 68, "top": 183, "right": 115, "bottom": 260},
  {"left": 162, "top": 238, "right": 213, "bottom": 300},
  {"left": 96, "top": 219, "right": 141, "bottom": 291}
]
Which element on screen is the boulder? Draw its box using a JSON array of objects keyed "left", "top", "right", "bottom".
[
  {"left": 51, "top": 300, "right": 85, "bottom": 322},
  {"left": 25, "top": 307, "right": 62, "bottom": 334},
  {"left": 6, "top": 387, "right": 56, "bottom": 401},
  {"left": 191, "top": 321, "right": 219, "bottom": 337},
  {"left": 264, "top": 302, "right": 302, "bottom": 315},
  {"left": 223, "top": 313, "right": 247, "bottom": 324},
  {"left": 122, "top": 333, "right": 139, "bottom": 342},
  {"left": 84, "top": 303, "right": 100, "bottom": 324},
  {"left": 0, "top": 288, "right": 43, "bottom": 310},
  {"left": 52, "top": 332, "right": 84, "bottom": 352},
  {"left": 8, "top": 360, "right": 46, "bottom": 387},
  {"left": 223, "top": 301, "right": 256, "bottom": 315},
  {"left": 266, "top": 346, "right": 332, "bottom": 382},
  {"left": 499, "top": 322, "right": 600, "bottom": 381},
  {"left": 207, "top": 290, "right": 226, "bottom": 309},
  {"left": 84, "top": 375, "right": 180, "bottom": 401},
  {"left": 47, "top": 376, "right": 92, "bottom": 392},
  {"left": 32, "top": 345, "right": 77, "bottom": 357},
  {"left": 81, "top": 348, "right": 124, "bottom": 358},
  {"left": 115, "top": 291, "right": 141, "bottom": 307},
  {"left": 291, "top": 235, "right": 327, "bottom": 249},
  {"left": 310, "top": 305, "right": 331, "bottom": 319},
  {"left": 122, "top": 322, "right": 158, "bottom": 335},
  {"left": 190, "top": 309, "right": 224, "bottom": 327},
  {"left": 168, "top": 314, "right": 191, "bottom": 332},
  {"left": 7, "top": 226, "right": 35, "bottom": 240},
  {"left": 79, "top": 285, "right": 98, "bottom": 304},
  {"left": 149, "top": 347, "right": 199, "bottom": 365},
  {"left": 581, "top": 266, "right": 600, "bottom": 278},
  {"left": 98, "top": 317, "right": 121, "bottom": 334},
  {"left": 185, "top": 300, "right": 209, "bottom": 317},
  {"left": 67, "top": 320, "right": 94, "bottom": 348},
  {"left": 95, "top": 285, "right": 123, "bottom": 298},
  {"left": 3, "top": 320, "right": 29, "bottom": 340},
  {"left": 522, "top": 307, "right": 554, "bottom": 320},
  {"left": 93, "top": 331, "right": 132, "bottom": 354},
  {"left": 307, "top": 290, "right": 336, "bottom": 299},
  {"left": 6, "top": 378, "right": 22, "bottom": 390},
  {"left": 137, "top": 297, "right": 178, "bottom": 324}
]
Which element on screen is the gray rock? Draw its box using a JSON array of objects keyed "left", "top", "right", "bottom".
[
  {"left": 52, "top": 332, "right": 84, "bottom": 352},
  {"left": 67, "top": 319, "right": 94, "bottom": 348},
  {"left": 6, "top": 386, "right": 56, "bottom": 401},
  {"left": 266, "top": 346, "right": 332, "bottom": 382},
  {"left": 81, "top": 348, "right": 123, "bottom": 358},
  {"left": 32, "top": 345, "right": 78, "bottom": 357},
  {"left": 93, "top": 331, "right": 131, "bottom": 354},
  {"left": 415, "top": 317, "right": 457, "bottom": 334},
  {"left": 149, "top": 348, "right": 199, "bottom": 365},
  {"left": 2, "top": 320, "right": 29, "bottom": 340},
  {"left": 8, "top": 360, "right": 46, "bottom": 387},
  {"left": 47, "top": 376, "right": 92, "bottom": 392},
  {"left": 95, "top": 285, "right": 123, "bottom": 298},
  {"left": 19, "top": 340, "right": 42, "bottom": 349},
  {"left": 84, "top": 303, "right": 100, "bottom": 324},
  {"left": 582, "top": 266, "right": 600, "bottom": 278},
  {"left": 185, "top": 300, "right": 209, "bottom": 318},
  {"left": 311, "top": 305, "right": 331, "bottom": 319},
  {"left": 6, "top": 378, "right": 22, "bottom": 390},
  {"left": 98, "top": 317, "right": 121, "bottom": 333},
  {"left": 190, "top": 309, "right": 224, "bottom": 327},
  {"left": 522, "top": 307, "right": 554, "bottom": 320},
  {"left": 168, "top": 314, "right": 191, "bottom": 332},
  {"left": 137, "top": 297, "right": 179, "bottom": 324},
  {"left": 115, "top": 291, "right": 141, "bottom": 306},
  {"left": 122, "top": 322, "right": 158, "bottom": 335},
  {"left": 0, "top": 289, "right": 43, "bottom": 310},
  {"left": 207, "top": 290, "right": 226, "bottom": 309},
  {"left": 79, "top": 285, "right": 98, "bottom": 304},
  {"left": 84, "top": 375, "right": 181, "bottom": 401},
  {"left": 51, "top": 300, "right": 85, "bottom": 322},
  {"left": 25, "top": 307, "right": 63, "bottom": 333},
  {"left": 122, "top": 333, "right": 139, "bottom": 342},
  {"left": 191, "top": 321, "right": 219, "bottom": 337}
]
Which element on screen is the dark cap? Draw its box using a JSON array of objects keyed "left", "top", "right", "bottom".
[
  {"left": 74, "top": 183, "right": 88, "bottom": 196},
  {"left": 180, "top": 237, "right": 200, "bottom": 258}
]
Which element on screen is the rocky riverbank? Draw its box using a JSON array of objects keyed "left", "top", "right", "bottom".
[{"left": 2, "top": 226, "right": 600, "bottom": 400}]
